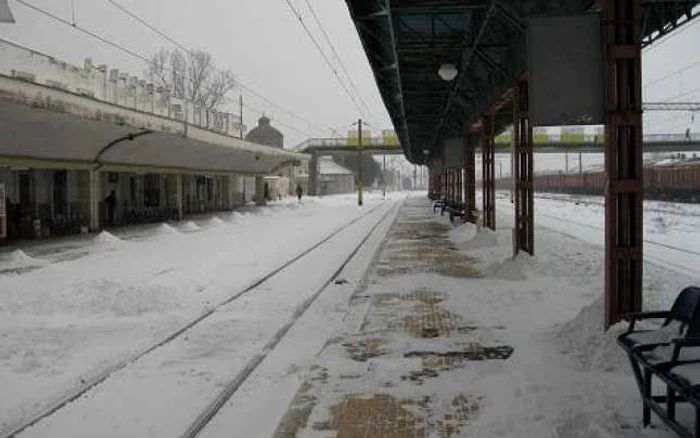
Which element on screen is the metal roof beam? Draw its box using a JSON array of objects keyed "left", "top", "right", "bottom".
[
  {"left": 397, "top": 43, "right": 509, "bottom": 52},
  {"left": 475, "top": 48, "right": 510, "bottom": 78},
  {"left": 496, "top": 3, "right": 525, "bottom": 33},
  {"left": 390, "top": 0, "right": 490, "bottom": 14},
  {"left": 433, "top": 0, "right": 498, "bottom": 144}
]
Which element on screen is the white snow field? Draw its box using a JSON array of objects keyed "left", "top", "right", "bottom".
[
  {"left": 2, "top": 190, "right": 700, "bottom": 438},
  {"left": 0, "top": 193, "right": 398, "bottom": 436}
]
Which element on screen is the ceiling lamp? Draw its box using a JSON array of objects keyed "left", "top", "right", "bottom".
[
  {"left": 0, "top": 0, "right": 15, "bottom": 23},
  {"left": 438, "top": 63, "right": 458, "bottom": 81}
]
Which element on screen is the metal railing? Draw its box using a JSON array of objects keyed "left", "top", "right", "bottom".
[{"left": 296, "top": 133, "right": 700, "bottom": 151}]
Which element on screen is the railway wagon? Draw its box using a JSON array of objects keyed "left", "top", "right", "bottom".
[{"left": 531, "top": 162, "right": 700, "bottom": 202}]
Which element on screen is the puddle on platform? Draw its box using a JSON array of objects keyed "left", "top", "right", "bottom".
[{"left": 405, "top": 344, "right": 514, "bottom": 361}]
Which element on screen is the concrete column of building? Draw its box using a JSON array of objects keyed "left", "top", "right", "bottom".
[
  {"left": 446, "top": 169, "right": 452, "bottom": 202},
  {"left": 513, "top": 77, "right": 534, "bottom": 255},
  {"left": 308, "top": 152, "right": 318, "bottom": 196},
  {"left": 463, "top": 126, "right": 477, "bottom": 223},
  {"left": 255, "top": 175, "right": 267, "bottom": 206},
  {"left": 176, "top": 173, "right": 183, "bottom": 220},
  {"left": 88, "top": 168, "right": 101, "bottom": 231},
  {"left": 602, "top": 0, "right": 644, "bottom": 327},
  {"left": 482, "top": 114, "right": 496, "bottom": 230}
]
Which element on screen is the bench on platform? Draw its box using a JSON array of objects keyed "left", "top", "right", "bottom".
[
  {"left": 433, "top": 200, "right": 446, "bottom": 214},
  {"left": 446, "top": 203, "right": 466, "bottom": 223},
  {"left": 618, "top": 286, "right": 700, "bottom": 437}
]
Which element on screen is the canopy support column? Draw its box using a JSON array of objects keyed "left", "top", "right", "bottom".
[
  {"left": 482, "top": 114, "right": 496, "bottom": 230},
  {"left": 603, "top": 0, "right": 644, "bottom": 327},
  {"left": 513, "top": 77, "right": 534, "bottom": 255},
  {"left": 463, "top": 126, "right": 477, "bottom": 223}
]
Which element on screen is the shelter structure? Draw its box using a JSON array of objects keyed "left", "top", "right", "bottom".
[{"left": 344, "top": 0, "right": 700, "bottom": 326}]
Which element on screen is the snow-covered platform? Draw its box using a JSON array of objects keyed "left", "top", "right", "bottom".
[
  {"left": 270, "top": 194, "right": 696, "bottom": 438},
  {"left": 1, "top": 192, "right": 698, "bottom": 437}
]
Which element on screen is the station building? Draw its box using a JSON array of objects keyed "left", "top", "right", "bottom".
[{"left": 0, "top": 39, "right": 305, "bottom": 240}]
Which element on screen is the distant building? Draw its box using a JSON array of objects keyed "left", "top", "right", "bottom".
[
  {"left": 317, "top": 157, "right": 355, "bottom": 195},
  {"left": 245, "top": 116, "right": 284, "bottom": 149},
  {"left": 294, "top": 157, "right": 355, "bottom": 196}
]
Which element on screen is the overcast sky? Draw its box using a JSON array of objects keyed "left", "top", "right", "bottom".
[{"left": 1, "top": 0, "right": 699, "bottom": 148}]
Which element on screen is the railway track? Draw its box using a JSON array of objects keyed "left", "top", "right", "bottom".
[
  {"left": 533, "top": 210, "right": 700, "bottom": 258},
  {"left": 1, "top": 200, "right": 391, "bottom": 438},
  {"left": 180, "top": 200, "right": 401, "bottom": 438},
  {"left": 532, "top": 192, "right": 700, "bottom": 220}
]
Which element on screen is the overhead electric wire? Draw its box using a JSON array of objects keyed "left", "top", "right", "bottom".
[
  {"left": 283, "top": 0, "right": 366, "bottom": 120},
  {"left": 103, "top": 0, "right": 338, "bottom": 137},
  {"left": 14, "top": 0, "right": 335, "bottom": 139},
  {"left": 15, "top": 0, "right": 151, "bottom": 64},
  {"left": 301, "top": 0, "right": 373, "bottom": 120},
  {"left": 644, "top": 57, "right": 700, "bottom": 89}
]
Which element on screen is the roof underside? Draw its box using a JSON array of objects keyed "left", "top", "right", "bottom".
[
  {"left": 345, "top": 0, "right": 700, "bottom": 164},
  {"left": 0, "top": 80, "right": 305, "bottom": 175}
]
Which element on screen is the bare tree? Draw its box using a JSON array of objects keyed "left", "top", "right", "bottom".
[{"left": 145, "top": 48, "right": 236, "bottom": 110}]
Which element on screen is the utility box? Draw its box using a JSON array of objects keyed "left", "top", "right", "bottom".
[{"left": 528, "top": 14, "right": 604, "bottom": 126}]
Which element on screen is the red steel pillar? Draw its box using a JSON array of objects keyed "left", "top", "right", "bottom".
[
  {"left": 482, "top": 114, "right": 496, "bottom": 230},
  {"left": 513, "top": 77, "right": 534, "bottom": 255},
  {"left": 463, "top": 125, "right": 477, "bottom": 223},
  {"left": 448, "top": 169, "right": 453, "bottom": 203},
  {"left": 456, "top": 168, "right": 463, "bottom": 205},
  {"left": 602, "top": 0, "right": 644, "bottom": 327},
  {"left": 452, "top": 168, "right": 459, "bottom": 204}
]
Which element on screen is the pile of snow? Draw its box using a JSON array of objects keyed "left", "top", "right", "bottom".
[
  {"left": 448, "top": 222, "right": 477, "bottom": 245},
  {"left": 553, "top": 297, "right": 631, "bottom": 372},
  {"left": 208, "top": 217, "right": 227, "bottom": 227},
  {"left": 227, "top": 212, "right": 243, "bottom": 222},
  {"left": 486, "top": 257, "right": 528, "bottom": 281},
  {"left": 93, "top": 231, "right": 124, "bottom": 246},
  {"left": 453, "top": 228, "right": 498, "bottom": 251},
  {"left": 155, "top": 223, "right": 181, "bottom": 236},
  {"left": 0, "top": 250, "right": 49, "bottom": 270},
  {"left": 180, "top": 221, "right": 201, "bottom": 231}
]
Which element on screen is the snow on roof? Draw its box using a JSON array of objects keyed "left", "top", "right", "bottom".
[{"left": 319, "top": 156, "right": 354, "bottom": 176}]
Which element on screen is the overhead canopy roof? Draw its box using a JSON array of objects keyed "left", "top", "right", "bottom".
[
  {"left": 345, "top": 0, "right": 700, "bottom": 164},
  {"left": 0, "top": 77, "right": 305, "bottom": 174}
]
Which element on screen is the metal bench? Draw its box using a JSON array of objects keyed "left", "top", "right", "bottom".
[{"left": 618, "top": 286, "right": 700, "bottom": 436}]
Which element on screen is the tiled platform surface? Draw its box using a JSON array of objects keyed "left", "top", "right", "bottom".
[{"left": 272, "top": 196, "right": 512, "bottom": 438}]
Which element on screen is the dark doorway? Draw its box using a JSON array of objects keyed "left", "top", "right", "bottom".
[{"left": 53, "top": 170, "right": 67, "bottom": 216}]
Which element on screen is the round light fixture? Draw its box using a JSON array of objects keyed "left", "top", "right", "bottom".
[
  {"left": 438, "top": 63, "right": 458, "bottom": 81},
  {"left": 422, "top": 149, "right": 430, "bottom": 155}
]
